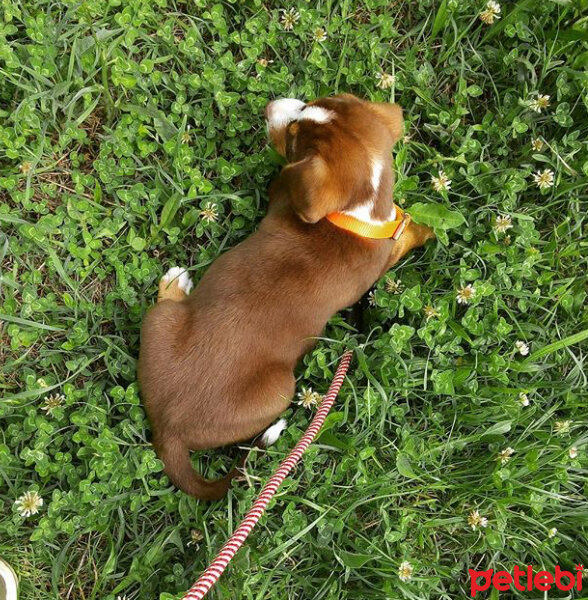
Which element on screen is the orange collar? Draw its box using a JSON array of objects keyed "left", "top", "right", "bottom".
[{"left": 326, "top": 206, "right": 410, "bottom": 240}]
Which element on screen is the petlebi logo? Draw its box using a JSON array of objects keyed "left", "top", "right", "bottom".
[{"left": 469, "top": 564, "right": 583, "bottom": 597}]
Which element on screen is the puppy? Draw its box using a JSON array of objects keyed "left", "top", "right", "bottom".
[{"left": 138, "top": 94, "right": 434, "bottom": 500}]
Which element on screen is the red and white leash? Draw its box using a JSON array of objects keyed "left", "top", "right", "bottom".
[{"left": 182, "top": 350, "right": 353, "bottom": 599}]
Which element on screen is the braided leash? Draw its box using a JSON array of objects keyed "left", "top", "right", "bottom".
[{"left": 182, "top": 350, "right": 353, "bottom": 599}]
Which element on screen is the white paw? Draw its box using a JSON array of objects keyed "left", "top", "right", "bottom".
[
  {"left": 162, "top": 266, "right": 193, "bottom": 294},
  {"left": 261, "top": 418, "right": 287, "bottom": 447}
]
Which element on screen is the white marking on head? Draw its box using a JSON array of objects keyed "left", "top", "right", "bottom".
[
  {"left": 266, "top": 98, "right": 305, "bottom": 128},
  {"left": 261, "top": 418, "right": 287, "bottom": 447},
  {"left": 298, "top": 106, "right": 335, "bottom": 124},
  {"left": 265, "top": 99, "right": 335, "bottom": 131},
  {"left": 162, "top": 266, "right": 193, "bottom": 294}
]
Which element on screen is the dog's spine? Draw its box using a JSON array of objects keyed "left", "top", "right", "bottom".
[{"left": 157, "top": 438, "right": 240, "bottom": 501}]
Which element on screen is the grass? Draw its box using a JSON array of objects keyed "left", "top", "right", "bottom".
[{"left": 1, "top": 0, "right": 588, "bottom": 598}]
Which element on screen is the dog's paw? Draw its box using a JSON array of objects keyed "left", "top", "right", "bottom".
[
  {"left": 158, "top": 266, "right": 193, "bottom": 302},
  {"left": 261, "top": 418, "right": 287, "bottom": 447},
  {"left": 162, "top": 266, "right": 193, "bottom": 294}
]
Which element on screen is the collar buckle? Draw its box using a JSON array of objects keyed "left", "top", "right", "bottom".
[{"left": 392, "top": 211, "right": 411, "bottom": 240}]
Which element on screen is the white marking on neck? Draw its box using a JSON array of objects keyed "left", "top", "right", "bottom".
[
  {"left": 299, "top": 106, "right": 334, "bottom": 124},
  {"left": 371, "top": 158, "right": 384, "bottom": 192},
  {"left": 343, "top": 201, "right": 396, "bottom": 224},
  {"left": 342, "top": 158, "right": 395, "bottom": 224}
]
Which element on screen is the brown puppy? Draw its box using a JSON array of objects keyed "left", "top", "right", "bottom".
[{"left": 138, "top": 94, "right": 434, "bottom": 500}]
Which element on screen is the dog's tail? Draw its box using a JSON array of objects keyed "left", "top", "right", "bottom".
[
  {"left": 157, "top": 437, "right": 243, "bottom": 501},
  {"left": 156, "top": 419, "right": 288, "bottom": 501}
]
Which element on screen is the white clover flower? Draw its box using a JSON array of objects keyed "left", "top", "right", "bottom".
[
  {"left": 519, "top": 393, "right": 530, "bottom": 407},
  {"left": 14, "top": 490, "right": 43, "bottom": 518},
  {"left": 533, "top": 168, "right": 555, "bottom": 190},
  {"left": 468, "top": 509, "right": 489, "bottom": 531},
  {"left": 367, "top": 291, "right": 377, "bottom": 307},
  {"left": 548, "top": 527, "right": 558, "bottom": 538},
  {"left": 280, "top": 8, "right": 300, "bottom": 30},
  {"left": 479, "top": 1, "right": 501, "bottom": 24},
  {"left": 312, "top": 27, "right": 327, "bottom": 42},
  {"left": 515, "top": 340, "right": 530, "bottom": 356},
  {"left": 531, "top": 138, "right": 544, "bottom": 151},
  {"left": 423, "top": 305, "right": 440, "bottom": 321},
  {"left": 497, "top": 447, "right": 515, "bottom": 465},
  {"left": 385, "top": 278, "right": 404, "bottom": 294},
  {"left": 554, "top": 420, "right": 572, "bottom": 435},
  {"left": 41, "top": 393, "right": 65, "bottom": 415},
  {"left": 529, "top": 94, "right": 550, "bottom": 113},
  {"left": 493, "top": 215, "right": 513, "bottom": 234},
  {"left": 456, "top": 285, "right": 476, "bottom": 305},
  {"left": 297, "top": 387, "right": 321, "bottom": 409},
  {"left": 377, "top": 72, "right": 396, "bottom": 89},
  {"left": 431, "top": 170, "right": 451, "bottom": 192},
  {"left": 398, "top": 560, "right": 413, "bottom": 582},
  {"left": 255, "top": 58, "right": 274, "bottom": 80},
  {"left": 200, "top": 202, "right": 218, "bottom": 223},
  {"left": 187, "top": 529, "right": 204, "bottom": 546},
  {"left": 569, "top": 447, "right": 578, "bottom": 459}
]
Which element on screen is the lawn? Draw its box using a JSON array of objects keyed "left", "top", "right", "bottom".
[{"left": 1, "top": 0, "right": 588, "bottom": 598}]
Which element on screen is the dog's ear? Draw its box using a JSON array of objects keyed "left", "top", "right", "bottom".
[
  {"left": 369, "top": 102, "right": 403, "bottom": 144},
  {"left": 278, "top": 154, "right": 337, "bottom": 223}
]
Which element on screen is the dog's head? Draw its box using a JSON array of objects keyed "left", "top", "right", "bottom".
[{"left": 265, "top": 94, "right": 403, "bottom": 223}]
